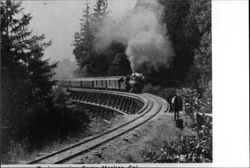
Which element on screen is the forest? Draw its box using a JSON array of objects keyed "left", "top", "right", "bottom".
[
  {"left": 1, "top": 0, "right": 211, "bottom": 163},
  {"left": 73, "top": 0, "right": 211, "bottom": 90}
]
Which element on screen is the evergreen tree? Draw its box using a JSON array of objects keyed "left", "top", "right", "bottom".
[
  {"left": 192, "top": 0, "right": 211, "bottom": 90},
  {"left": 161, "top": 0, "right": 193, "bottom": 84},
  {"left": 73, "top": 0, "right": 110, "bottom": 77},
  {"left": 106, "top": 42, "right": 132, "bottom": 76},
  {"left": 107, "top": 53, "right": 132, "bottom": 76},
  {"left": 73, "top": 1, "right": 93, "bottom": 73},
  {"left": 180, "top": 0, "right": 211, "bottom": 90},
  {"left": 92, "top": 0, "right": 108, "bottom": 26},
  {"left": 1, "top": 0, "right": 56, "bottom": 138},
  {"left": 149, "top": 0, "right": 211, "bottom": 88}
]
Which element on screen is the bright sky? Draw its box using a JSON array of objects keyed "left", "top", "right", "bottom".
[{"left": 22, "top": 0, "right": 137, "bottom": 62}]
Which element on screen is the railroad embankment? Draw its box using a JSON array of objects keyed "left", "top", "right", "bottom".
[
  {"left": 2, "top": 107, "right": 138, "bottom": 164},
  {"left": 68, "top": 111, "right": 196, "bottom": 163}
]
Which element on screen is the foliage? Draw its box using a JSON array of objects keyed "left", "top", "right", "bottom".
[
  {"left": 183, "top": 0, "right": 212, "bottom": 95},
  {"left": 150, "top": 0, "right": 194, "bottom": 86},
  {"left": 72, "top": 0, "right": 211, "bottom": 85},
  {"left": 145, "top": 0, "right": 211, "bottom": 88},
  {"left": 1, "top": 0, "right": 56, "bottom": 136},
  {"left": 107, "top": 53, "right": 132, "bottom": 76},
  {"left": 105, "top": 42, "right": 132, "bottom": 76},
  {"left": 200, "top": 81, "right": 212, "bottom": 114},
  {"left": 142, "top": 85, "right": 212, "bottom": 163},
  {"left": 143, "top": 86, "right": 212, "bottom": 163},
  {"left": 91, "top": 0, "right": 109, "bottom": 29},
  {"left": 180, "top": 87, "right": 212, "bottom": 117},
  {"left": 73, "top": 0, "right": 106, "bottom": 76},
  {"left": 73, "top": 1, "right": 93, "bottom": 70},
  {"left": 2, "top": 87, "right": 90, "bottom": 153},
  {"left": 1, "top": 1, "right": 90, "bottom": 156},
  {"left": 143, "top": 125, "right": 212, "bottom": 163},
  {"left": 195, "top": 31, "right": 212, "bottom": 92},
  {"left": 159, "top": 0, "right": 212, "bottom": 114},
  {"left": 73, "top": 0, "right": 132, "bottom": 77},
  {"left": 140, "top": 7, "right": 213, "bottom": 156}
]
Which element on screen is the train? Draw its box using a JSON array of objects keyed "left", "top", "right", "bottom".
[{"left": 57, "top": 73, "right": 145, "bottom": 93}]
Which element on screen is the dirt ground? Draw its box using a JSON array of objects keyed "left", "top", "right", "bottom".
[{"left": 68, "top": 111, "right": 196, "bottom": 164}]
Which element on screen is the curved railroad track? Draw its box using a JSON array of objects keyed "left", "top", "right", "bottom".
[{"left": 29, "top": 91, "right": 169, "bottom": 164}]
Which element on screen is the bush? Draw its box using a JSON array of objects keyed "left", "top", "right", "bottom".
[
  {"left": 143, "top": 124, "right": 212, "bottom": 163},
  {"left": 179, "top": 86, "right": 212, "bottom": 116},
  {"left": 142, "top": 85, "right": 212, "bottom": 163},
  {"left": 2, "top": 87, "right": 90, "bottom": 152}
]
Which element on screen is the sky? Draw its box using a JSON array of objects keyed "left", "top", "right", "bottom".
[{"left": 22, "top": 0, "right": 137, "bottom": 62}]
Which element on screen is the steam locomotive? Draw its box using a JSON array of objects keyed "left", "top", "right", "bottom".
[{"left": 58, "top": 73, "right": 145, "bottom": 93}]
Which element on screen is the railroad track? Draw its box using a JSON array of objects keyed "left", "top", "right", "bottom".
[{"left": 29, "top": 92, "right": 169, "bottom": 164}]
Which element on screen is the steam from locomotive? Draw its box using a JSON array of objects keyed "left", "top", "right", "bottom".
[{"left": 94, "top": 0, "right": 175, "bottom": 72}]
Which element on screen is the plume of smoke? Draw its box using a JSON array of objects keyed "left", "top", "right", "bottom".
[{"left": 94, "top": 0, "right": 174, "bottom": 72}]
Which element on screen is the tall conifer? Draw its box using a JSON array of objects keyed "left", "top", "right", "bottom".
[
  {"left": 1, "top": 0, "right": 56, "bottom": 132},
  {"left": 73, "top": 1, "right": 93, "bottom": 76},
  {"left": 73, "top": 0, "right": 109, "bottom": 77}
]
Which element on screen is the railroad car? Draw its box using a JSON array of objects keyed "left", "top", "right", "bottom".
[{"left": 58, "top": 73, "right": 144, "bottom": 93}]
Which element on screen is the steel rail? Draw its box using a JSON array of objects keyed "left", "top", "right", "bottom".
[
  {"left": 28, "top": 91, "right": 151, "bottom": 164},
  {"left": 29, "top": 102, "right": 152, "bottom": 164},
  {"left": 55, "top": 93, "right": 164, "bottom": 164},
  {"left": 29, "top": 93, "right": 167, "bottom": 164}
]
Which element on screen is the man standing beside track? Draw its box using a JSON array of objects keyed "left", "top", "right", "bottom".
[{"left": 172, "top": 95, "right": 180, "bottom": 120}]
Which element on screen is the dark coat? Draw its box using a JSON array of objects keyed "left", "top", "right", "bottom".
[{"left": 172, "top": 96, "right": 182, "bottom": 111}]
